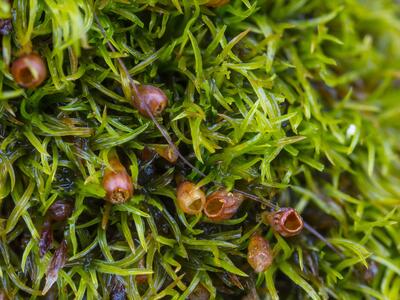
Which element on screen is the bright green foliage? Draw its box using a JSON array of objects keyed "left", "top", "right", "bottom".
[{"left": 0, "top": 0, "right": 399, "bottom": 299}]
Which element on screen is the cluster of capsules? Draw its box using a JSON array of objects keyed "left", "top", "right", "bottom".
[{"left": 7, "top": 0, "right": 304, "bottom": 281}]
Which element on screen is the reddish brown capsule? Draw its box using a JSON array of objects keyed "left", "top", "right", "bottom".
[
  {"left": 206, "top": 0, "right": 230, "bottom": 7},
  {"left": 176, "top": 181, "right": 206, "bottom": 215},
  {"left": 47, "top": 200, "right": 73, "bottom": 222},
  {"left": 11, "top": 53, "right": 47, "bottom": 89},
  {"left": 262, "top": 208, "right": 304, "bottom": 237},
  {"left": 103, "top": 155, "right": 134, "bottom": 204},
  {"left": 247, "top": 234, "right": 273, "bottom": 273},
  {"left": 204, "top": 189, "right": 244, "bottom": 221},
  {"left": 132, "top": 85, "right": 168, "bottom": 117},
  {"left": 153, "top": 144, "right": 178, "bottom": 163}
]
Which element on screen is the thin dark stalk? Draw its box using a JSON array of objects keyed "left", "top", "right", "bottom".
[
  {"left": 93, "top": 11, "right": 340, "bottom": 254},
  {"left": 94, "top": 13, "right": 207, "bottom": 179},
  {"left": 304, "top": 222, "right": 344, "bottom": 258},
  {"left": 232, "top": 188, "right": 277, "bottom": 208}
]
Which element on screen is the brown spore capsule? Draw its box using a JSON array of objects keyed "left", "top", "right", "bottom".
[
  {"left": 47, "top": 200, "right": 73, "bottom": 222},
  {"left": 11, "top": 53, "right": 47, "bottom": 89},
  {"left": 204, "top": 189, "right": 244, "bottom": 221},
  {"left": 176, "top": 181, "right": 206, "bottom": 215},
  {"left": 247, "top": 234, "right": 273, "bottom": 273},
  {"left": 132, "top": 85, "right": 168, "bottom": 117},
  {"left": 206, "top": 0, "right": 230, "bottom": 8},
  {"left": 103, "top": 155, "right": 134, "bottom": 204},
  {"left": 263, "top": 208, "right": 304, "bottom": 237}
]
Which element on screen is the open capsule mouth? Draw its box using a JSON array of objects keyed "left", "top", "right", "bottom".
[
  {"left": 204, "top": 198, "right": 225, "bottom": 218},
  {"left": 282, "top": 210, "right": 303, "bottom": 233},
  {"left": 110, "top": 188, "right": 130, "bottom": 204},
  {"left": 187, "top": 195, "right": 204, "bottom": 213},
  {"left": 177, "top": 181, "right": 206, "bottom": 215}
]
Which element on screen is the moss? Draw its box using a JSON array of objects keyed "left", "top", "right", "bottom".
[{"left": 0, "top": 0, "right": 399, "bottom": 299}]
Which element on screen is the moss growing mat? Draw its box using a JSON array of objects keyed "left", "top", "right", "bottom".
[{"left": 0, "top": 0, "right": 400, "bottom": 299}]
